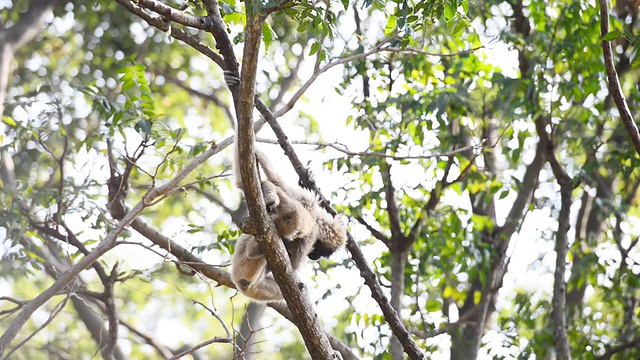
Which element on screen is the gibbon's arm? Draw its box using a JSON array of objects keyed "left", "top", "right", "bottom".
[{"left": 254, "top": 150, "right": 284, "bottom": 184}]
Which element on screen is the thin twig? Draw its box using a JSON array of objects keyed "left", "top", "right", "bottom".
[
  {"left": 256, "top": 137, "right": 481, "bottom": 161},
  {"left": 4, "top": 290, "right": 73, "bottom": 358}
]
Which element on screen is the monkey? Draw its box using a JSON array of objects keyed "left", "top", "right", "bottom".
[{"left": 230, "top": 145, "right": 347, "bottom": 302}]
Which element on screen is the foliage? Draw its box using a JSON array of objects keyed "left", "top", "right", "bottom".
[{"left": 1, "top": 0, "right": 640, "bottom": 359}]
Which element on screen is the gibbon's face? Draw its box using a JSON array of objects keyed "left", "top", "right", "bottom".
[{"left": 273, "top": 211, "right": 300, "bottom": 239}]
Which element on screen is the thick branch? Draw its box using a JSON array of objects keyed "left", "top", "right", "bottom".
[
  {"left": 269, "top": 302, "right": 360, "bottom": 360},
  {"left": 381, "top": 162, "right": 405, "bottom": 244},
  {"left": 16, "top": 236, "right": 126, "bottom": 360},
  {"left": 598, "top": 0, "right": 640, "bottom": 155},
  {"left": 113, "top": 0, "right": 225, "bottom": 68},
  {"left": 131, "top": 218, "right": 234, "bottom": 287},
  {"left": 235, "top": 5, "right": 337, "bottom": 359},
  {"left": 597, "top": 336, "right": 640, "bottom": 360}
]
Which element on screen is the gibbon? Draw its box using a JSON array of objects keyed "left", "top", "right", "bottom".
[{"left": 231, "top": 147, "right": 347, "bottom": 302}]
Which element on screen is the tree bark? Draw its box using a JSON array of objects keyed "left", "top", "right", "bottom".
[
  {"left": 598, "top": 0, "right": 640, "bottom": 155},
  {"left": 549, "top": 164, "right": 572, "bottom": 360},
  {"left": 390, "top": 249, "right": 408, "bottom": 360},
  {"left": 16, "top": 236, "right": 126, "bottom": 360},
  {"left": 234, "top": 4, "right": 338, "bottom": 359},
  {"left": 450, "top": 139, "right": 546, "bottom": 359},
  {"left": 71, "top": 295, "right": 127, "bottom": 360},
  {"left": 543, "top": 129, "right": 573, "bottom": 360}
]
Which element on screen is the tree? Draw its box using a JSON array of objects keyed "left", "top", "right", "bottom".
[{"left": 1, "top": 0, "right": 640, "bottom": 359}]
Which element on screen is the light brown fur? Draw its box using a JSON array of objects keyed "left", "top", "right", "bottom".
[{"left": 230, "top": 148, "right": 347, "bottom": 302}]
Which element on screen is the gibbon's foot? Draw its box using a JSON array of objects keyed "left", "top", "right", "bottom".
[
  {"left": 261, "top": 181, "right": 281, "bottom": 214},
  {"left": 223, "top": 70, "right": 240, "bottom": 87},
  {"left": 237, "top": 279, "right": 251, "bottom": 290}
]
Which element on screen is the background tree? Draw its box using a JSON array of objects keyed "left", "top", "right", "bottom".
[{"left": 1, "top": 0, "right": 640, "bottom": 359}]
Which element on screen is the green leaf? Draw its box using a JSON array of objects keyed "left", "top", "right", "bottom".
[
  {"left": 444, "top": 3, "right": 456, "bottom": 21},
  {"left": 602, "top": 30, "right": 622, "bottom": 42},
  {"left": 135, "top": 120, "right": 153, "bottom": 136},
  {"left": 452, "top": 19, "right": 468, "bottom": 37},
  {"left": 473, "top": 291, "right": 482, "bottom": 304},
  {"left": 2, "top": 116, "right": 16, "bottom": 126},
  {"left": 443, "top": 285, "right": 454, "bottom": 298},
  {"left": 122, "top": 79, "right": 135, "bottom": 91},
  {"left": 384, "top": 15, "right": 397, "bottom": 35},
  {"left": 630, "top": 44, "right": 640, "bottom": 68},
  {"left": 425, "top": 299, "right": 441, "bottom": 312},
  {"left": 309, "top": 42, "right": 320, "bottom": 56},
  {"left": 171, "top": 128, "right": 186, "bottom": 141},
  {"left": 262, "top": 22, "right": 276, "bottom": 49},
  {"left": 498, "top": 189, "right": 510, "bottom": 200}
]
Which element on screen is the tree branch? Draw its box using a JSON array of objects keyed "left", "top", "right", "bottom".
[
  {"left": 256, "top": 137, "right": 482, "bottom": 161},
  {"left": 596, "top": 336, "right": 640, "bottom": 360},
  {"left": 0, "top": 137, "right": 222, "bottom": 356},
  {"left": 538, "top": 118, "right": 573, "bottom": 360},
  {"left": 234, "top": 4, "right": 338, "bottom": 359},
  {"left": 381, "top": 162, "right": 405, "bottom": 244},
  {"left": 598, "top": 0, "right": 640, "bottom": 155},
  {"left": 256, "top": 83, "right": 425, "bottom": 360},
  {"left": 130, "top": 218, "right": 235, "bottom": 288},
  {"left": 355, "top": 216, "right": 390, "bottom": 245}
]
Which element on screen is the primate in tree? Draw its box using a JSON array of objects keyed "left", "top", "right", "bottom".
[{"left": 231, "top": 149, "right": 347, "bottom": 301}]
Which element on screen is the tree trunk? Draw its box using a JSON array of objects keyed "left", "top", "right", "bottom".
[
  {"left": 390, "top": 249, "right": 408, "bottom": 360},
  {"left": 0, "top": 42, "right": 14, "bottom": 118},
  {"left": 71, "top": 295, "right": 127, "bottom": 360},
  {"left": 550, "top": 158, "right": 573, "bottom": 360}
]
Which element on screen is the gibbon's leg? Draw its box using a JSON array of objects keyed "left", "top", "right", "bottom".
[
  {"left": 240, "top": 273, "right": 284, "bottom": 302},
  {"left": 261, "top": 180, "right": 314, "bottom": 241},
  {"left": 231, "top": 235, "right": 268, "bottom": 292},
  {"left": 254, "top": 150, "right": 288, "bottom": 188},
  {"left": 231, "top": 235, "right": 285, "bottom": 302}
]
